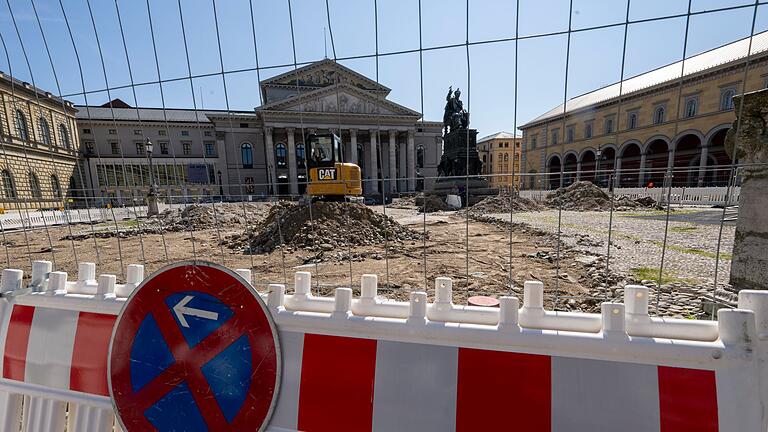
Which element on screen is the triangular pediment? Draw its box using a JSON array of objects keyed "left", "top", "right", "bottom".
[
  {"left": 257, "top": 83, "right": 420, "bottom": 117},
  {"left": 260, "top": 59, "right": 390, "bottom": 95}
]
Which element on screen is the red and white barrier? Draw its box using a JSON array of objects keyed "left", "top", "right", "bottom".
[{"left": 0, "top": 261, "right": 766, "bottom": 431}]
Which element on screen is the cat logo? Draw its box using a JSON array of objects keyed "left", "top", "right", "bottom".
[{"left": 318, "top": 168, "right": 337, "bottom": 180}]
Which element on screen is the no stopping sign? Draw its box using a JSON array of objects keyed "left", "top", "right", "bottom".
[{"left": 108, "top": 261, "right": 280, "bottom": 431}]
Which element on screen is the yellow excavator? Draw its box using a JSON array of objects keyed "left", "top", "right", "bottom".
[{"left": 305, "top": 133, "right": 362, "bottom": 200}]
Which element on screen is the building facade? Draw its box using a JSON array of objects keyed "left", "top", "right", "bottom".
[
  {"left": 477, "top": 131, "right": 522, "bottom": 190},
  {"left": 76, "top": 60, "right": 443, "bottom": 203},
  {"left": 0, "top": 72, "right": 80, "bottom": 210},
  {"left": 519, "top": 32, "right": 768, "bottom": 190}
]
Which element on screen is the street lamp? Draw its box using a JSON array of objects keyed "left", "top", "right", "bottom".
[
  {"left": 145, "top": 137, "right": 159, "bottom": 216},
  {"left": 217, "top": 170, "right": 224, "bottom": 199}
]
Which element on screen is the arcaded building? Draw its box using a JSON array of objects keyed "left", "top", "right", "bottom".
[
  {"left": 519, "top": 32, "right": 768, "bottom": 190},
  {"left": 75, "top": 59, "right": 443, "bottom": 202},
  {"left": 0, "top": 72, "right": 80, "bottom": 210}
]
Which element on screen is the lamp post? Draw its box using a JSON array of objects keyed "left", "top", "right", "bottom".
[
  {"left": 145, "top": 138, "right": 159, "bottom": 216},
  {"left": 217, "top": 170, "right": 223, "bottom": 200}
]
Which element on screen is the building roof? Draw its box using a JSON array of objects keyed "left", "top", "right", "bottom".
[
  {"left": 0, "top": 71, "right": 74, "bottom": 110},
  {"left": 74, "top": 106, "right": 254, "bottom": 124},
  {"left": 477, "top": 131, "right": 518, "bottom": 143},
  {"left": 520, "top": 30, "right": 768, "bottom": 129}
]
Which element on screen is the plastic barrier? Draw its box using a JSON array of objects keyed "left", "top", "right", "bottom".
[{"left": 0, "top": 261, "right": 766, "bottom": 431}]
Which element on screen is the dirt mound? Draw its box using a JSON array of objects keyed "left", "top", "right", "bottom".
[
  {"left": 470, "top": 191, "right": 543, "bottom": 214},
  {"left": 417, "top": 194, "right": 449, "bottom": 213},
  {"left": 545, "top": 181, "right": 659, "bottom": 211},
  {"left": 224, "top": 201, "right": 423, "bottom": 254}
]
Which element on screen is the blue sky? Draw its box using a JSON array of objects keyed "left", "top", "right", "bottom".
[{"left": 1, "top": 0, "right": 767, "bottom": 138}]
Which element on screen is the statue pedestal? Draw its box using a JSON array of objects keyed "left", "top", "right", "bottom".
[{"left": 430, "top": 128, "right": 496, "bottom": 206}]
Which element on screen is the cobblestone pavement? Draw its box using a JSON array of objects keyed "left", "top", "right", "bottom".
[{"left": 484, "top": 207, "right": 734, "bottom": 286}]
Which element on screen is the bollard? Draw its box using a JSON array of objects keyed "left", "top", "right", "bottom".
[
  {"left": 267, "top": 284, "right": 285, "bottom": 309},
  {"left": 407, "top": 292, "right": 427, "bottom": 325},
  {"left": 498, "top": 296, "right": 520, "bottom": 331},
  {"left": 624, "top": 285, "right": 649, "bottom": 316},
  {"left": 235, "top": 269, "right": 252, "bottom": 285},
  {"left": 1, "top": 269, "right": 23, "bottom": 292},
  {"left": 602, "top": 303, "right": 626, "bottom": 335},
  {"left": 295, "top": 272, "right": 311, "bottom": 297},
  {"left": 30, "top": 261, "right": 52, "bottom": 292},
  {"left": 332, "top": 288, "right": 352, "bottom": 319},
  {"left": 361, "top": 274, "right": 378, "bottom": 300},
  {"left": 435, "top": 277, "right": 452, "bottom": 304},
  {"left": 738, "top": 290, "right": 768, "bottom": 339},
  {"left": 96, "top": 274, "right": 116, "bottom": 299},
  {"left": 522, "top": 280, "right": 544, "bottom": 310},
  {"left": 48, "top": 272, "right": 68, "bottom": 295}
]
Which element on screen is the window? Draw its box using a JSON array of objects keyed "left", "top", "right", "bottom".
[
  {"left": 241, "top": 142, "right": 253, "bottom": 168},
  {"left": 136, "top": 142, "right": 144, "bottom": 155},
  {"left": 498, "top": 142, "right": 503, "bottom": 148},
  {"left": 134, "top": 129, "right": 142, "bottom": 136},
  {"left": 585, "top": 123, "right": 592, "bottom": 139},
  {"left": 504, "top": 142, "right": 509, "bottom": 148},
  {"left": 111, "top": 142, "right": 120, "bottom": 155},
  {"left": 85, "top": 141, "right": 95, "bottom": 154},
  {"left": 204, "top": 131, "right": 212, "bottom": 137},
  {"left": 158, "top": 130, "right": 167, "bottom": 136},
  {"left": 39, "top": 117, "right": 51, "bottom": 145},
  {"left": 1, "top": 170, "right": 16, "bottom": 198},
  {"left": 15, "top": 110, "right": 29, "bottom": 141},
  {"left": 182, "top": 141, "right": 192, "bottom": 155},
  {"left": 551, "top": 129, "right": 558, "bottom": 145},
  {"left": 685, "top": 98, "right": 697, "bottom": 118},
  {"left": 628, "top": 112, "right": 638, "bottom": 129},
  {"left": 531, "top": 136, "right": 537, "bottom": 149},
  {"left": 82, "top": 128, "right": 91, "bottom": 134},
  {"left": 50, "top": 175, "right": 61, "bottom": 199},
  {"left": 181, "top": 130, "right": 189, "bottom": 136},
  {"left": 275, "top": 143, "right": 287, "bottom": 167},
  {"left": 720, "top": 88, "right": 736, "bottom": 111},
  {"left": 160, "top": 141, "right": 169, "bottom": 155},
  {"left": 504, "top": 153, "right": 509, "bottom": 161},
  {"left": 58, "top": 124, "right": 71, "bottom": 149},
  {"left": 566, "top": 127, "right": 574, "bottom": 143},
  {"left": 653, "top": 106, "right": 665, "bottom": 124},
  {"left": 109, "top": 129, "right": 117, "bottom": 135},
  {"left": 296, "top": 143, "right": 305, "bottom": 166},
  {"left": 605, "top": 118, "right": 613, "bottom": 134},
  {"left": 205, "top": 141, "right": 215, "bottom": 156},
  {"left": 240, "top": 123, "right": 249, "bottom": 128},
  {"left": 416, "top": 145, "right": 425, "bottom": 168},
  {"left": 29, "top": 172, "right": 42, "bottom": 199}
]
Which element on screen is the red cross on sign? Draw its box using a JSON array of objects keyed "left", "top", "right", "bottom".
[{"left": 108, "top": 261, "right": 280, "bottom": 431}]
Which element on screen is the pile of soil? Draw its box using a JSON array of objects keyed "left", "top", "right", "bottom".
[
  {"left": 61, "top": 203, "right": 271, "bottom": 241},
  {"left": 545, "top": 181, "right": 658, "bottom": 211},
  {"left": 224, "top": 201, "right": 423, "bottom": 254},
  {"left": 415, "top": 194, "right": 449, "bottom": 213},
  {"left": 470, "top": 191, "right": 543, "bottom": 214}
]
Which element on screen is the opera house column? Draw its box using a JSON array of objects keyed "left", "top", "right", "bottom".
[
  {"left": 349, "top": 129, "right": 358, "bottom": 164},
  {"left": 369, "top": 129, "right": 379, "bottom": 194},
  {"left": 287, "top": 128, "right": 298, "bottom": 195},
  {"left": 388, "top": 130, "right": 397, "bottom": 193},
  {"left": 407, "top": 129, "right": 416, "bottom": 191},
  {"left": 264, "top": 127, "right": 278, "bottom": 194}
]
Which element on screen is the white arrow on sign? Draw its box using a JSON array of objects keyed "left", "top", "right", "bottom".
[{"left": 173, "top": 295, "right": 219, "bottom": 328}]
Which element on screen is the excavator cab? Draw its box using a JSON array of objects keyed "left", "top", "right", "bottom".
[{"left": 305, "top": 133, "right": 362, "bottom": 199}]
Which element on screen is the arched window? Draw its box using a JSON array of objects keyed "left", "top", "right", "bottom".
[
  {"left": 653, "top": 106, "right": 665, "bottom": 124},
  {"left": 1, "top": 170, "right": 16, "bottom": 199},
  {"left": 29, "top": 172, "right": 42, "bottom": 199},
  {"left": 50, "top": 174, "right": 62, "bottom": 199},
  {"left": 39, "top": 117, "right": 51, "bottom": 145},
  {"left": 241, "top": 142, "right": 253, "bottom": 169},
  {"left": 685, "top": 99, "right": 697, "bottom": 118},
  {"left": 296, "top": 143, "right": 305, "bottom": 167},
  {"left": 357, "top": 144, "right": 365, "bottom": 170},
  {"left": 275, "top": 142, "right": 287, "bottom": 167},
  {"left": 720, "top": 88, "right": 736, "bottom": 111},
  {"left": 58, "top": 124, "right": 70, "bottom": 149},
  {"left": 416, "top": 145, "right": 425, "bottom": 169},
  {"left": 504, "top": 153, "right": 509, "bottom": 162},
  {"left": 628, "top": 112, "right": 638, "bottom": 129},
  {"left": 15, "top": 110, "right": 29, "bottom": 141}
]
